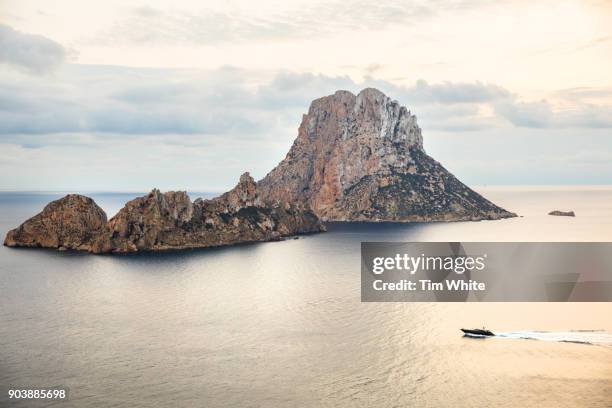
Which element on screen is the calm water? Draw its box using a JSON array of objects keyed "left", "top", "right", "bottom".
[{"left": 1, "top": 187, "right": 611, "bottom": 407}]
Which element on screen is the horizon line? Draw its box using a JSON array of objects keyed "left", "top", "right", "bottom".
[{"left": 1, "top": 184, "right": 612, "bottom": 194}]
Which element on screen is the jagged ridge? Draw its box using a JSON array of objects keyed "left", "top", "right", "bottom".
[{"left": 4, "top": 173, "right": 325, "bottom": 253}]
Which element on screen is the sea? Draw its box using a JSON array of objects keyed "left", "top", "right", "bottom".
[{"left": 1, "top": 186, "right": 611, "bottom": 407}]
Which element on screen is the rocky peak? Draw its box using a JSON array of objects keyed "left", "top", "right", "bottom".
[
  {"left": 304, "top": 88, "right": 423, "bottom": 150},
  {"left": 214, "top": 172, "right": 260, "bottom": 211},
  {"left": 258, "top": 88, "right": 515, "bottom": 222},
  {"left": 257, "top": 88, "right": 426, "bottom": 217},
  {"left": 143, "top": 189, "right": 194, "bottom": 222}
]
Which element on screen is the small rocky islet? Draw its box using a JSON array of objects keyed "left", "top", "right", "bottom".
[
  {"left": 548, "top": 210, "right": 575, "bottom": 217},
  {"left": 4, "top": 88, "right": 516, "bottom": 254}
]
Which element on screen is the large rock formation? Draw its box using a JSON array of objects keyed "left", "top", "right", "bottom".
[
  {"left": 258, "top": 88, "right": 516, "bottom": 222},
  {"left": 3, "top": 194, "right": 107, "bottom": 250},
  {"left": 90, "top": 173, "right": 324, "bottom": 253},
  {"left": 4, "top": 174, "right": 324, "bottom": 253},
  {"left": 4, "top": 88, "right": 515, "bottom": 255}
]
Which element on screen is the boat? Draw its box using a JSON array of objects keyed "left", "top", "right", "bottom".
[{"left": 461, "top": 328, "right": 495, "bottom": 337}]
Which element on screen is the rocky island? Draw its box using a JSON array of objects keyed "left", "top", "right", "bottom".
[
  {"left": 548, "top": 210, "right": 575, "bottom": 217},
  {"left": 4, "top": 88, "right": 515, "bottom": 254}
]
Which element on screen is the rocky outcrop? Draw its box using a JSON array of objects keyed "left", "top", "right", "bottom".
[
  {"left": 258, "top": 88, "right": 515, "bottom": 222},
  {"left": 3, "top": 173, "right": 324, "bottom": 254},
  {"left": 90, "top": 173, "right": 323, "bottom": 253},
  {"left": 548, "top": 210, "right": 575, "bottom": 217},
  {"left": 3, "top": 194, "right": 107, "bottom": 250}
]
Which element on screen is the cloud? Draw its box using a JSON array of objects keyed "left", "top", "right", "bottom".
[
  {"left": 348, "top": 76, "right": 513, "bottom": 105},
  {"left": 0, "top": 67, "right": 350, "bottom": 138},
  {"left": 404, "top": 79, "right": 512, "bottom": 104},
  {"left": 0, "top": 24, "right": 67, "bottom": 74},
  {"left": 558, "top": 105, "right": 612, "bottom": 128},
  {"left": 94, "top": 0, "right": 503, "bottom": 46},
  {"left": 0, "top": 66, "right": 273, "bottom": 137},
  {"left": 1, "top": 64, "right": 612, "bottom": 146},
  {"left": 553, "top": 86, "right": 612, "bottom": 101},
  {"left": 495, "top": 99, "right": 612, "bottom": 128},
  {"left": 0, "top": 66, "right": 515, "bottom": 138},
  {"left": 494, "top": 100, "right": 553, "bottom": 128}
]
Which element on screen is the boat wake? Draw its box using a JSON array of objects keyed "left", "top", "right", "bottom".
[{"left": 495, "top": 330, "right": 612, "bottom": 345}]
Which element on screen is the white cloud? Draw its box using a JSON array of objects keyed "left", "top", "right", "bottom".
[
  {"left": 495, "top": 99, "right": 612, "bottom": 129},
  {"left": 95, "top": 1, "right": 439, "bottom": 46},
  {"left": 0, "top": 24, "right": 66, "bottom": 74},
  {"left": 494, "top": 100, "right": 553, "bottom": 128},
  {"left": 2, "top": 64, "right": 612, "bottom": 142}
]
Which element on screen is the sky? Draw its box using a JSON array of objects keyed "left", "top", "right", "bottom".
[{"left": 0, "top": 0, "right": 611, "bottom": 191}]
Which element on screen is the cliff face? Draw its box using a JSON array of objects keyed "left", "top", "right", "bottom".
[
  {"left": 5, "top": 174, "right": 323, "bottom": 254},
  {"left": 3, "top": 194, "right": 107, "bottom": 250},
  {"left": 258, "top": 88, "right": 515, "bottom": 221}
]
